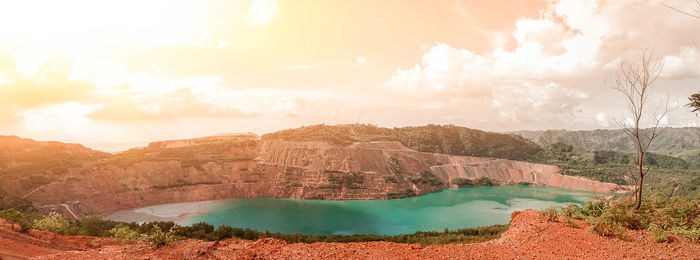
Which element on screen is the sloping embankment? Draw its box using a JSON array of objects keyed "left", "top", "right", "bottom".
[{"left": 14, "top": 139, "right": 625, "bottom": 218}]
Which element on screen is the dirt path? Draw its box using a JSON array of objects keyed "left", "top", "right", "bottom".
[
  {"left": 59, "top": 204, "right": 80, "bottom": 220},
  {"left": 21, "top": 181, "right": 64, "bottom": 198}
]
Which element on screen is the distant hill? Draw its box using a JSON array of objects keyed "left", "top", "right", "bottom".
[
  {"left": 512, "top": 127, "right": 700, "bottom": 162},
  {"left": 0, "top": 136, "right": 109, "bottom": 178},
  {"left": 262, "top": 124, "right": 543, "bottom": 161}
]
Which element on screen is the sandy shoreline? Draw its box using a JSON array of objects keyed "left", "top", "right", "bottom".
[{"left": 103, "top": 200, "right": 220, "bottom": 223}]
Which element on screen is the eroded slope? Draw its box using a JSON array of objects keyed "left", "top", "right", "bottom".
[{"left": 0, "top": 134, "right": 625, "bottom": 218}]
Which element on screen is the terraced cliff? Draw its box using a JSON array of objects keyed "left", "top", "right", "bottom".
[{"left": 0, "top": 134, "right": 625, "bottom": 219}]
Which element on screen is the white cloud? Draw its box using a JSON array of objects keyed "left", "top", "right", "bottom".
[
  {"left": 419, "top": 101, "right": 446, "bottom": 110},
  {"left": 247, "top": 0, "right": 279, "bottom": 24},
  {"left": 385, "top": 0, "right": 700, "bottom": 129},
  {"left": 663, "top": 47, "right": 700, "bottom": 78},
  {"left": 357, "top": 56, "right": 367, "bottom": 64},
  {"left": 217, "top": 40, "right": 231, "bottom": 49},
  {"left": 596, "top": 112, "right": 609, "bottom": 127}
]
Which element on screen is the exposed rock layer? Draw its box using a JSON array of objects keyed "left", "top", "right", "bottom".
[{"left": 1, "top": 136, "right": 625, "bottom": 218}]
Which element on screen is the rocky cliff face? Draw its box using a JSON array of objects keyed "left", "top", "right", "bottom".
[{"left": 1, "top": 136, "right": 626, "bottom": 218}]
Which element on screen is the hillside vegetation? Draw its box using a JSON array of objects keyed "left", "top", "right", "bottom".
[
  {"left": 515, "top": 128, "right": 700, "bottom": 162},
  {"left": 263, "top": 124, "right": 542, "bottom": 161},
  {"left": 532, "top": 143, "right": 700, "bottom": 199}
]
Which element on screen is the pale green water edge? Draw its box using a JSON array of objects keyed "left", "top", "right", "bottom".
[{"left": 170, "top": 186, "right": 601, "bottom": 236}]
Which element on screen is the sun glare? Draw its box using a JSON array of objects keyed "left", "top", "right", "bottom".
[
  {"left": 0, "top": 1, "right": 203, "bottom": 50},
  {"left": 246, "top": 0, "right": 279, "bottom": 24}
]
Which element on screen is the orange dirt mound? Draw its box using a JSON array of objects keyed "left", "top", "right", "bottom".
[
  {"left": 16, "top": 210, "right": 698, "bottom": 259},
  {"left": 0, "top": 219, "right": 122, "bottom": 259}
]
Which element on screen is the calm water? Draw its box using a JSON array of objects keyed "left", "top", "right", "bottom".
[{"left": 178, "top": 186, "right": 600, "bottom": 235}]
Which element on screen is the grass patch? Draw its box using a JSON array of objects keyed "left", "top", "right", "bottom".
[
  {"left": 383, "top": 176, "right": 398, "bottom": 183},
  {"left": 550, "top": 194, "right": 700, "bottom": 241},
  {"left": 451, "top": 178, "right": 473, "bottom": 187},
  {"left": 387, "top": 189, "right": 416, "bottom": 199}
]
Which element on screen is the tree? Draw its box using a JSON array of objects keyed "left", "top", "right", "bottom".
[
  {"left": 662, "top": 0, "right": 700, "bottom": 19},
  {"left": 78, "top": 215, "right": 109, "bottom": 237},
  {"left": 609, "top": 49, "right": 670, "bottom": 210},
  {"left": 688, "top": 93, "right": 700, "bottom": 114},
  {"left": 0, "top": 208, "right": 31, "bottom": 232}
]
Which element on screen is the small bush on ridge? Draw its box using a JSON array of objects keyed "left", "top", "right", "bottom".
[{"left": 539, "top": 207, "right": 559, "bottom": 222}]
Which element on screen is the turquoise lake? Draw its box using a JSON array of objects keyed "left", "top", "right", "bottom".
[{"left": 178, "top": 186, "right": 601, "bottom": 236}]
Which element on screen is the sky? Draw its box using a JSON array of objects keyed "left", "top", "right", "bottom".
[{"left": 0, "top": 0, "right": 699, "bottom": 152}]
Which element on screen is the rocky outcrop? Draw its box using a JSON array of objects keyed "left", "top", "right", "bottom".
[
  {"left": 431, "top": 159, "right": 621, "bottom": 192},
  {"left": 1, "top": 137, "right": 627, "bottom": 218}
]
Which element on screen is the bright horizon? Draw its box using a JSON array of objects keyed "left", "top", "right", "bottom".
[{"left": 1, "top": 0, "right": 699, "bottom": 151}]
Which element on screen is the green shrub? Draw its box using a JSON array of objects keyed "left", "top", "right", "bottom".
[
  {"left": 451, "top": 178, "right": 473, "bottom": 187},
  {"left": 139, "top": 224, "right": 179, "bottom": 248},
  {"left": 565, "top": 219, "right": 579, "bottom": 228},
  {"left": 387, "top": 189, "right": 416, "bottom": 199},
  {"left": 77, "top": 215, "right": 111, "bottom": 237},
  {"left": 383, "top": 176, "right": 398, "bottom": 183},
  {"left": 476, "top": 177, "right": 494, "bottom": 186},
  {"left": 407, "top": 176, "right": 423, "bottom": 184},
  {"left": 561, "top": 204, "right": 585, "bottom": 219},
  {"left": 419, "top": 171, "right": 443, "bottom": 186},
  {"left": 33, "top": 212, "right": 69, "bottom": 234},
  {"left": 539, "top": 207, "right": 559, "bottom": 222},
  {"left": 90, "top": 238, "right": 103, "bottom": 247},
  {"left": 649, "top": 223, "right": 668, "bottom": 243},
  {"left": 649, "top": 196, "right": 699, "bottom": 231},
  {"left": 0, "top": 208, "right": 31, "bottom": 232},
  {"left": 573, "top": 196, "right": 700, "bottom": 242},
  {"left": 670, "top": 228, "right": 700, "bottom": 242},
  {"left": 109, "top": 224, "right": 140, "bottom": 244},
  {"left": 589, "top": 214, "right": 627, "bottom": 239},
  {"left": 580, "top": 197, "right": 610, "bottom": 218}
]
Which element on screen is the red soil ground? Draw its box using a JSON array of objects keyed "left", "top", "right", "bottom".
[
  {"left": 2, "top": 210, "right": 698, "bottom": 259},
  {"left": 0, "top": 219, "right": 121, "bottom": 259}
]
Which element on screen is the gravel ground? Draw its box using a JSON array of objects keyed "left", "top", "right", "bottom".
[{"left": 30, "top": 209, "right": 700, "bottom": 259}]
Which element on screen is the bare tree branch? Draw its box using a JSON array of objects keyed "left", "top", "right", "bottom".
[
  {"left": 608, "top": 48, "right": 668, "bottom": 210},
  {"left": 662, "top": 0, "right": 700, "bottom": 19},
  {"left": 664, "top": 1, "right": 700, "bottom": 114}
]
